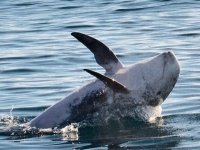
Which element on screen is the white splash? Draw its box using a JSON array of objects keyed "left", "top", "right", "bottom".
[
  {"left": 61, "top": 123, "right": 79, "bottom": 140},
  {"left": 10, "top": 105, "right": 14, "bottom": 126}
]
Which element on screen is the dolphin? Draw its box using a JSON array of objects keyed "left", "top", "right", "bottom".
[{"left": 28, "top": 32, "right": 180, "bottom": 129}]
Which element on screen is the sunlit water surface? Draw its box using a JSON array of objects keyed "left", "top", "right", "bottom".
[{"left": 1, "top": 0, "right": 200, "bottom": 149}]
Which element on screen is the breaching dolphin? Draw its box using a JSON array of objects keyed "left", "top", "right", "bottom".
[{"left": 28, "top": 32, "right": 180, "bottom": 129}]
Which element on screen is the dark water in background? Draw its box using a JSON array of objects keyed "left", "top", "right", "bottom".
[{"left": 1, "top": 0, "right": 200, "bottom": 149}]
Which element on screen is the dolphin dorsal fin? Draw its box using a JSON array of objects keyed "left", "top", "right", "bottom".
[
  {"left": 72, "top": 32, "right": 124, "bottom": 75},
  {"left": 84, "top": 69, "right": 130, "bottom": 94}
]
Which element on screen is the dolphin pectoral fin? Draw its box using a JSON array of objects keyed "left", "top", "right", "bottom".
[
  {"left": 71, "top": 32, "right": 123, "bottom": 75},
  {"left": 84, "top": 69, "right": 130, "bottom": 94}
]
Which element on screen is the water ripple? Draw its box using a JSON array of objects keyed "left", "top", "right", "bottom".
[{"left": 1, "top": 68, "right": 39, "bottom": 74}]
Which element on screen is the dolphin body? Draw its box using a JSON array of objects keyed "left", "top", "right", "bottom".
[{"left": 28, "top": 32, "right": 180, "bottom": 129}]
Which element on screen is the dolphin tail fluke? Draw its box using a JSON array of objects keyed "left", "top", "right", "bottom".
[
  {"left": 84, "top": 69, "right": 130, "bottom": 94},
  {"left": 72, "top": 32, "right": 123, "bottom": 75}
]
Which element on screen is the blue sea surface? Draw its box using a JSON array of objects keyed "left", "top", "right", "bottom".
[{"left": 1, "top": 0, "right": 200, "bottom": 149}]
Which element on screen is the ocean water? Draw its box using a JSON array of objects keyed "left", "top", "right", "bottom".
[{"left": 1, "top": 0, "right": 200, "bottom": 149}]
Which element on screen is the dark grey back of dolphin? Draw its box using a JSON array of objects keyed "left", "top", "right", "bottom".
[{"left": 71, "top": 32, "right": 123, "bottom": 75}]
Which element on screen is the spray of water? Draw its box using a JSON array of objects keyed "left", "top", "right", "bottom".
[{"left": 10, "top": 105, "right": 14, "bottom": 125}]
